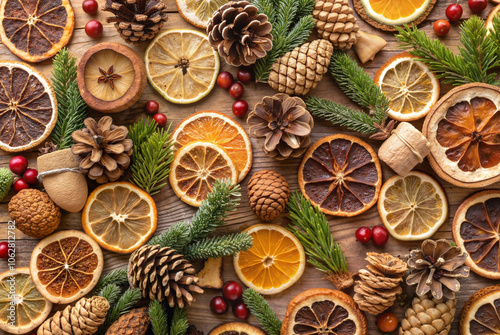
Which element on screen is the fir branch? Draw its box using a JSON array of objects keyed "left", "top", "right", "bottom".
[
  {"left": 287, "top": 192, "right": 348, "bottom": 275},
  {"left": 306, "top": 96, "right": 378, "bottom": 134},
  {"left": 170, "top": 307, "right": 189, "bottom": 335},
  {"left": 97, "top": 288, "right": 142, "bottom": 335},
  {"left": 92, "top": 268, "right": 129, "bottom": 295},
  {"left": 148, "top": 221, "right": 191, "bottom": 250},
  {"left": 129, "top": 119, "right": 175, "bottom": 195},
  {"left": 242, "top": 289, "right": 282, "bottom": 335},
  {"left": 182, "top": 233, "right": 253, "bottom": 260},
  {"left": 284, "top": 15, "right": 315, "bottom": 51},
  {"left": 490, "top": 14, "right": 500, "bottom": 60},
  {"left": 97, "top": 284, "right": 122, "bottom": 307},
  {"left": 296, "top": 0, "right": 315, "bottom": 20},
  {"left": 149, "top": 300, "right": 169, "bottom": 335},
  {"left": 273, "top": 0, "right": 297, "bottom": 37},
  {"left": 50, "top": 48, "right": 87, "bottom": 150},
  {"left": 251, "top": 0, "right": 276, "bottom": 25}
]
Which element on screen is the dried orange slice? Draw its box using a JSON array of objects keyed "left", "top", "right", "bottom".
[
  {"left": 298, "top": 134, "right": 382, "bottom": 217},
  {"left": 30, "top": 230, "right": 103, "bottom": 304},
  {"left": 486, "top": 5, "right": 500, "bottom": 32},
  {"left": 0, "top": 61, "right": 57, "bottom": 152},
  {"left": 81, "top": 182, "right": 158, "bottom": 254},
  {"left": 170, "top": 141, "right": 238, "bottom": 207},
  {"left": 171, "top": 111, "right": 252, "bottom": 181},
  {"left": 378, "top": 171, "right": 448, "bottom": 241},
  {"left": 460, "top": 285, "right": 500, "bottom": 335},
  {"left": 176, "top": 0, "right": 228, "bottom": 29},
  {"left": 208, "top": 322, "right": 266, "bottom": 335},
  {"left": 0, "top": 268, "right": 52, "bottom": 334},
  {"left": 452, "top": 190, "right": 500, "bottom": 280},
  {"left": 282, "top": 288, "right": 367, "bottom": 335},
  {"left": 375, "top": 52, "right": 439, "bottom": 121},
  {"left": 233, "top": 224, "right": 305, "bottom": 295},
  {"left": 0, "top": 0, "right": 74, "bottom": 63},
  {"left": 423, "top": 83, "right": 500, "bottom": 188}
]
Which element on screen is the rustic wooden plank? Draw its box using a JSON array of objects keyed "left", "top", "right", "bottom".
[{"left": 1, "top": 1, "right": 499, "bottom": 334}]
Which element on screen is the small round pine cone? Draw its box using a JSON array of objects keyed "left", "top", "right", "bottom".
[{"left": 247, "top": 170, "right": 290, "bottom": 221}]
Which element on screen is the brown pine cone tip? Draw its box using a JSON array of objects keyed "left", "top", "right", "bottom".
[
  {"left": 38, "top": 296, "right": 110, "bottom": 335},
  {"left": 71, "top": 116, "right": 133, "bottom": 184},
  {"left": 407, "top": 239, "right": 469, "bottom": 301},
  {"left": 400, "top": 294, "right": 456, "bottom": 335},
  {"left": 103, "top": 0, "right": 168, "bottom": 44},
  {"left": 313, "top": 0, "right": 360, "bottom": 50},
  {"left": 105, "top": 307, "right": 150, "bottom": 335},
  {"left": 268, "top": 39, "right": 333, "bottom": 96},
  {"left": 247, "top": 93, "right": 314, "bottom": 160},
  {"left": 247, "top": 170, "right": 290, "bottom": 221},
  {"left": 128, "top": 244, "right": 204, "bottom": 308},
  {"left": 207, "top": 1, "right": 272, "bottom": 67}
]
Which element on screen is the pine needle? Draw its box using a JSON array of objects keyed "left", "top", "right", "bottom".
[
  {"left": 98, "top": 283, "right": 122, "bottom": 307},
  {"left": 242, "top": 289, "right": 282, "bottom": 335},
  {"left": 97, "top": 288, "right": 142, "bottom": 335},
  {"left": 149, "top": 300, "right": 169, "bottom": 335},
  {"left": 148, "top": 221, "right": 191, "bottom": 250},
  {"left": 92, "top": 268, "right": 129, "bottom": 295},
  {"left": 182, "top": 233, "right": 253, "bottom": 260},
  {"left": 170, "top": 307, "right": 189, "bottom": 335}
]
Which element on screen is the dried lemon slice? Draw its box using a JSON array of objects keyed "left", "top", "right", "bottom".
[{"left": 176, "top": 0, "right": 228, "bottom": 29}]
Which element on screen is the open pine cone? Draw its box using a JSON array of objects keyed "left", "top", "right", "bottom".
[
  {"left": 247, "top": 93, "right": 314, "bottom": 160},
  {"left": 71, "top": 116, "right": 133, "bottom": 184},
  {"left": 207, "top": 1, "right": 272, "bottom": 66},
  {"left": 407, "top": 239, "right": 470, "bottom": 300}
]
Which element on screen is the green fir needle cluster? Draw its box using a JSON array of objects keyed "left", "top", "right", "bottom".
[
  {"left": 149, "top": 302, "right": 189, "bottom": 335},
  {"left": 96, "top": 286, "right": 142, "bottom": 335},
  {"left": 50, "top": 48, "right": 87, "bottom": 150},
  {"left": 0, "top": 168, "right": 13, "bottom": 201},
  {"left": 242, "top": 289, "right": 282, "bottom": 335}
]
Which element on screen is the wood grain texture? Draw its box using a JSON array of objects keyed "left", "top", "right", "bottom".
[{"left": 0, "top": 0, "right": 499, "bottom": 334}]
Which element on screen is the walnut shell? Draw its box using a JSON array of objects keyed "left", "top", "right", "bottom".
[
  {"left": 247, "top": 170, "right": 290, "bottom": 221},
  {"left": 105, "top": 307, "right": 150, "bottom": 335}
]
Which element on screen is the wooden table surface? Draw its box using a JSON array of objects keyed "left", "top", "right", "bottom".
[{"left": 1, "top": 0, "right": 499, "bottom": 334}]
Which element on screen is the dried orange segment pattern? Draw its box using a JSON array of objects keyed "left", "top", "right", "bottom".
[{"left": 369, "top": 0, "right": 426, "bottom": 19}]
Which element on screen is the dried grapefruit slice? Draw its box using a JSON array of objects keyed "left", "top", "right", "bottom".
[
  {"left": 30, "top": 230, "right": 103, "bottom": 304},
  {"left": 298, "top": 134, "right": 382, "bottom": 217},
  {"left": 423, "top": 83, "right": 500, "bottom": 188},
  {"left": 460, "top": 285, "right": 500, "bottom": 335},
  {"left": 0, "top": 268, "right": 52, "bottom": 334},
  {"left": 452, "top": 190, "right": 500, "bottom": 279},
  {"left": 0, "top": 61, "right": 57, "bottom": 152},
  {"left": 0, "top": 0, "right": 75, "bottom": 62},
  {"left": 282, "top": 288, "right": 367, "bottom": 335}
]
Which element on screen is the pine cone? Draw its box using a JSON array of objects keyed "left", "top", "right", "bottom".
[
  {"left": 207, "top": 1, "right": 273, "bottom": 66},
  {"left": 313, "top": 0, "right": 360, "bottom": 50},
  {"left": 71, "top": 116, "right": 133, "bottom": 184},
  {"left": 105, "top": 307, "right": 150, "bottom": 335},
  {"left": 128, "top": 244, "right": 204, "bottom": 308},
  {"left": 268, "top": 39, "right": 333, "bottom": 96},
  {"left": 103, "top": 0, "right": 168, "bottom": 45},
  {"left": 399, "top": 294, "right": 457, "bottom": 335},
  {"left": 353, "top": 252, "right": 407, "bottom": 315},
  {"left": 38, "top": 296, "right": 110, "bottom": 335},
  {"left": 247, "top": 170, "right": 290, "bottom": 221},
  {"left": 407, "top": 239, "right": 470, "bottom": 300},
  {"left": 247, "top": 93, "right": 314, "bottom": 160}
]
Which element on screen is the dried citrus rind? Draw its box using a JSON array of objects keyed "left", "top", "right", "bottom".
[{"left": 460, "top": 285, "right": 500, "bottom": 335}]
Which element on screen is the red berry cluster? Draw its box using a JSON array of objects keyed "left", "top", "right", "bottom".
[
  {"left": 144, "top": 100, "right": 168, "bottom": 127},
  {"left": 210, "top": 281, "right": 250, "bottom": 321},
  {"left": 436, "top": 1, "right": 488, "bottom": 37},
  {"left": 355, "top": 225, "right": 389, "bottom": 246},
  {"left": 82, "top": 0, "right": 103, "bottom": 38},
  {"left": 217, "top": 68, "right": 252, "bottom": 118},
  {"left": 9, "top": 156, "right": 38, "bottom": 193}
]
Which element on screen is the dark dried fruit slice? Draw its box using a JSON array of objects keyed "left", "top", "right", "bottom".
[
  {"left": 452, "top": 190, "right": 500, "bottom": 279},
  {"left": 298, "top": 134, "right": 382, "bottom": 217},
  {"left": 208, "top": 322, "right": 266, "bottom": 335},
  {"left": 30, "top": 230, "right": 103, "bottom": 304},
  {"left": 460, "top": 285, "right": 500, "bottom": 335},
  {"left": 282, "top": 288, "right": 367, "bottom": 335},
  {"left": 0, "top": 61, "right": 57, "bottom": 152},
  {"left": 0, "top": 0, "right": 74, "bottom": 62}
]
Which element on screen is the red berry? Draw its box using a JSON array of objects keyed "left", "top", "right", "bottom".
[
  {"left": 229, "top": 82, "right": 244, "bottom": 99},
  {"left": 433, "top": 20, "right": 450, "bottom": 37},
  {"left": 153, "top": 113, "right": 167, "bottom": 127},
  {"left": 372, "top": 225, "right": 389, "bottom": 246},
  {"left": 210, "top": 296, "right": 228, "bottom": 315},
  {"left": 85, "top": 20, "right": 103, "bottom": 38},
  {"left": 223, "top": 281, "right": 243, "bottom": 302},
  {"left": 232, "top": 100, "right": 248, "bottom": 117},
  {"left": 144, "top": 100, "right": 160, "bottom": 115},
  {"left": 82, "top": 0, "right": 99, "bottom": 15},
  {"left": 217, "top": 71, "right": 234, "bottom": 89},
  {"left": 23, "top": 169, "right": 38, "bottom": 185},
  {"left": 9, "top": 156, "right": 28, "bottom": 175},
  {"left": 13, "top": 179, "right": 29, "bottom": 192},
  {"left": 233, "top": 302, "right": 250, "bottom": 321},
  {"left": 377, "top": 311, "right": 398, "bottom": 332},
  {"left": 355, "top": 227, "right": 372, "bottom": 243},
  {"left": 446, "top": 4, "right": 463, "bottom": 22},
  {"left": 468, "top": 0, "right": 487, "bottom": 13},
  {"left": 237, "top": 68, "right": 253, "bottom": 84},
  {"left": 0, "top": 242, "right": 8, "bottom": 259}
]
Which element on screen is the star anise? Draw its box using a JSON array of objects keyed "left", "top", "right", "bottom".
[
  {"left": 97, "top": 66, "right": 121, "bottom": 90},
  {"left": 369, "top": 119, "right": 396, "bottom": 141}
]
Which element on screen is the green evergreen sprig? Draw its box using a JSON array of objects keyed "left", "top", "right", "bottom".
[
  {"left": 170, "top": 307, "right": 189, "bottom": 335},
  {"left": 92, "top": 268, "right": 129, "bottom": 295},
  {"left": 396, "top": 15, "right": 500, "bottom": 86},
  {"left": 50, "top": 48, "right": 87, "bottom": 150},
  {"left": 242, "top": 289, "right": 282, "bottom": 335},
  {"left": 97, "top": 288, "right": 142, "bottom": 335},
  {"left": 129, "top": 119, "right": 175, "bottom": 195},
  {"left": 97, "top": 284, "right": 122, "bottom": 307},
  {"left": 183, "top": 233, "right": 253, "bottom": 259},
  {"left": 148, "top": 221, "right": 191, "bottom": 251},
  {"left": 149, "top": 300, "right": 169, "bottom": 335}
]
